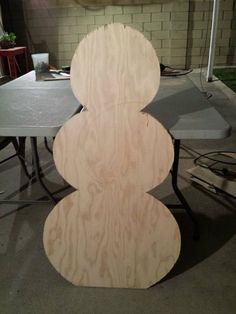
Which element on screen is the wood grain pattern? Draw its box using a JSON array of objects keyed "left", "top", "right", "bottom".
[
  {"left": 53, "top": 105, "right": 174, "bottom": 191},
  {"left": 43, "top": 189, "right": 180, "bottom": 288},
  {"left": 70, "top": 23, "right": 160, "bottom": 112},
  {"left": 44, "top": 23, "right": 181, "bottom": 288}
]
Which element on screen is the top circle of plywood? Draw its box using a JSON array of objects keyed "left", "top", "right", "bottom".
[{"left": 70, "top": 23, "right": 160, "bottom": 112}]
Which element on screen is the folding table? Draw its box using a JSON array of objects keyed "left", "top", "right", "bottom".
[
  {"left": 0, "top": 71, "right": 231, "bottom": 238},
  {"left": 0, "top": 71, "right": 82, "bottom": 203},
  {"left": 145, "top": 76, "right": 231, "bottom": 238}
]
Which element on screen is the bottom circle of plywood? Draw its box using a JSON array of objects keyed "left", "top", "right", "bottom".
[{"left": 43, "top": 189, "right": 181, "bottom": 288}]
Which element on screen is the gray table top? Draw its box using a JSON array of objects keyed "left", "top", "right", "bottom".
[
  {"left": 146, "top": 76, "right": 231, "bottom": 139},
  {"left": 0, "top": 71, "right": 231, "bottom": 139},
  {"left": 0, "top": 71, "right": 81, "bottom": 137}
]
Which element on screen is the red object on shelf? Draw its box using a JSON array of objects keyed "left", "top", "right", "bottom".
[{"left": 0, "top": 46, "right": 29, "bottom": 78}]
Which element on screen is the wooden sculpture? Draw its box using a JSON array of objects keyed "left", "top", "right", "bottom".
[{"left": 43, "top": 23, "right": 181, "bottom": 289}]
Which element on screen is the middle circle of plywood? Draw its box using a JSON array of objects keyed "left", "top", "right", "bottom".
[
  {"left": 53, "top": 105, "right": 174, "bottom": 191},
  {"left": 70, "top": 23, "right": 160, "bottom": 112}
]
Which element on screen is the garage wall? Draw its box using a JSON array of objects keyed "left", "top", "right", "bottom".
[{"left": 6, "top": 0, "right": 236, "bottom": 68}]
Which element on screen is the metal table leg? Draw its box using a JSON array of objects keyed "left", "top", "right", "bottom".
[
  {"left": 17, "top": 137, "right": 31, "bottom": 178},
  {"left": 167, "top": 139, "right": 199, "bottom": 240},
  {"left": 30, "top": 137, "right": 57, "bottom": 204}
]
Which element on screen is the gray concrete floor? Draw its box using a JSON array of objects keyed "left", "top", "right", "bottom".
[{"left": 0, "top": 70, "right": 236, "bottom": 314}]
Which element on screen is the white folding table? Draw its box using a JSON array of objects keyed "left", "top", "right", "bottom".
[
  {"left": 145, "top": 76, "right": 231, "bottom": 238},
  {"left": 0, "top": 71, "right": 82, "bottom": 203},
  {"left": 0, "top": 71, "right": 231, "bottom": 238}
]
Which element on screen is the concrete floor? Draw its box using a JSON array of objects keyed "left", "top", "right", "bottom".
[{"left": 0, "top": 71, "right": 236, "bottom": 314}]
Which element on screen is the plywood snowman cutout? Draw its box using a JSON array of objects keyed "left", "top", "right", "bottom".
[{"left": 43, "top": 24, "right": 181, "bottom": 288}]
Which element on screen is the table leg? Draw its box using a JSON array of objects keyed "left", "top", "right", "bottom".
[
  {"left": 23, "top": 48, "right": 29, "bottom": 73},
  {"left": 12, "top": 137, "right": 30, "bottom": 178},
  {"left": 30, "top": 137, "right": 57, "bottom": 204},
  {"left": 44, "top": 137, "right": 53, "bottom": 154},
  {"left": 7, "top": 55, "right": 17, "bottom": 78},
  {"left": 168, "top": 139, "right": 199, "bottom": 240}
]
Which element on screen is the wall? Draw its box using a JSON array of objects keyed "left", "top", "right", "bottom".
[{"left": 8, "top": 0, "right": 236, "bottom": 68}]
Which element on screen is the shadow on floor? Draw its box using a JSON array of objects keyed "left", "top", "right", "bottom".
[{"left": 156, "top": 184, "right": 236, "bottom": 284}]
